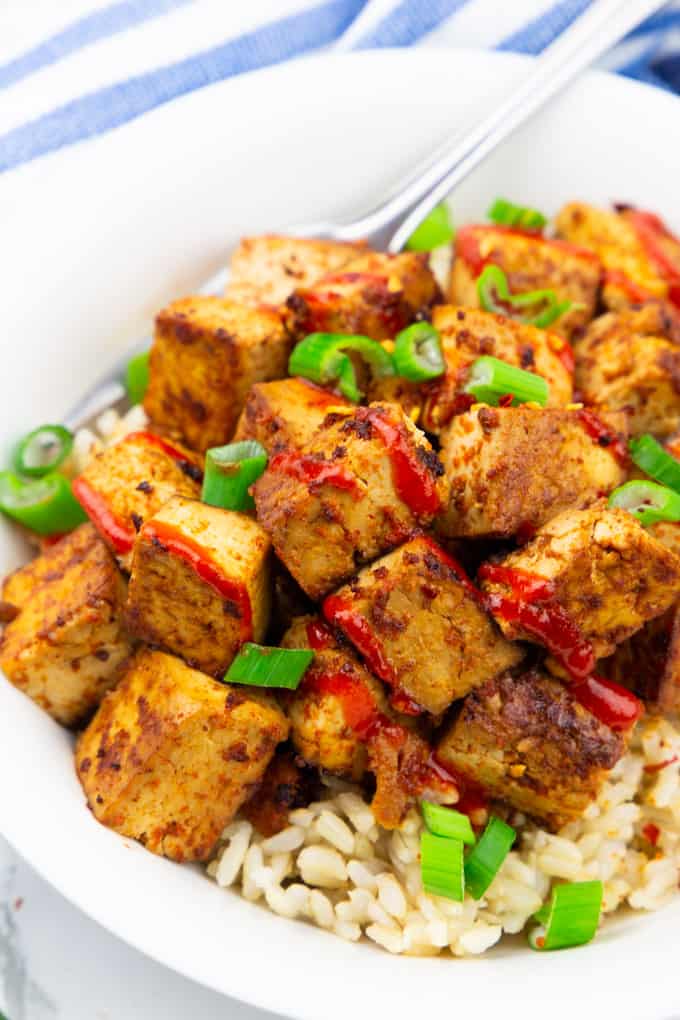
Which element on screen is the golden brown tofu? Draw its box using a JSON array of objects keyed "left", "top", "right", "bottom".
[
  {"left": 421, "top": 306, "right": 574, "bottom": 434},
  {"left": 285, "top": 252, "right": 440, "bottom": 342},
  {"left": 144, "top": 297, "right": 292, "bottom": 451},
  {"left": 281, "top": 615, "right": 457, "bottom": 829},
  {"left": 76, "top": 649, "right": 288, "bottom": 861},
  {"left": 226, "top": 235, "right": 367, "bottom": 307},
  {"left": 0, "top": 525, "right": 132, "bottom": 726},
  {"left": 233, "top": 377, "right": 350, "bottom": 454},
  {"left": 479, "top": 502, "right": 680, "bottom": 663},
  {"left": 253, "top": 402, "right": 449, "bottom": 599},
  {"left": 72, "top": 430, "right": 202, "bottom": 570},
  {"left": 438, "top": 404, "right": 628, "bottom": 538},
  {"left": 574, "top": 305, "right": 680, "bottom": 438},
  {"left": 601, "top": 605, "right": 680, "bottom": 714},
  {"left": 555, "top": 202, "right": 679, "bottom": 305},
  {"left": 126, "top": 496, "right": 271, "bottom": 676},
  {"left": 436, "top": 669, "right": 626, "bottom": 828},
  {"left": 451, "top": 225, "right": 601, "bottom": 340},
  {"left": 323, "top": 536, "right": 523, "bottom": 716}
]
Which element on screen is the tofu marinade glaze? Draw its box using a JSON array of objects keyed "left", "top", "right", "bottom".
[{"left": 2, "top": 206, "right": 680, "bottom": 956}]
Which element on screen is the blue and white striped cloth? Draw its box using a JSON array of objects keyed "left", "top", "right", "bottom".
[{"left": 0, "top": 0, "right": 679, "bottom": 175}]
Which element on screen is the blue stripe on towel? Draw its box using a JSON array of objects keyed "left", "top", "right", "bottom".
[
  {"left": 0, "top": 0, "right": 368, "bottom": 173},
  {"left": 354, "top": 0, "right": 472, "bottom": 49},
  {"left": 498, "top": 0, "right": 592, "bottom": 54},
  {"left": 0, "top": 0, "right": 193, "bottom": 91}
]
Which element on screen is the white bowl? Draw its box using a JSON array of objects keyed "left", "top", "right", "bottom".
[{"left": 1, "top": 47, "right": 679, "bottom": 1020}]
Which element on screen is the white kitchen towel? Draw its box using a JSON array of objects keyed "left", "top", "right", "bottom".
[{"left": 0, "top": 0, "right": 678, "bottom": 174}]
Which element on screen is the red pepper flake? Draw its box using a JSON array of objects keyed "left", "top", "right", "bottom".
[
  {"left": 576, "top": 409, "right": 629, "bottom": 466},
  {"left": 269, "top": 451, "right": 359, "bottom": 493},
  {"left": 642, "top": 822, "right": 661, "bottom": 846},
  {"left": 498, "top": 393, "right": 514, "bottom": 408},
  {"left": 142, "top": 520, "right": 252, "bottom": 642},
  {"left": 644, "top": 755, "right": 679, "bottom": 774},
  {"left": 72, "top": 477, "right": 135, "bottom": 554},
  {"left": 352, "top": 407, "right": 443, "bottom": 517}
]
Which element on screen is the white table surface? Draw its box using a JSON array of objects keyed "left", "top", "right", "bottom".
[{"left": 0, "top": 836, "right": 277, "bottom": 1020}]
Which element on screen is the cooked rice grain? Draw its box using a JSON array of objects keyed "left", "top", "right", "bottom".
[{"left": 208, "top": 715, "right": 680, "bottom": 955}]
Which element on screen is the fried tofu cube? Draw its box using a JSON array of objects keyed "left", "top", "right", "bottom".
[
  {"left": 555, "top": 202, "right": 679, "bottom": 306},
  {"left": 0, "top": 524, "right": 132, "bottom": 726},
  {"left": 451, "top": 225, "right": 601, "bottom": 339},
  {"left": 421, "top": 306, "right": 573, "bottom": 434},
  {"left": 241, "top": 749, "right": 320, "bottom": 837},
  {"left": 253, "top": 402, "right": 449, "bottom": 599},
  {"left": 574, "top": 305, "right": 680, "bottom": 437},
  {"left": 144, "top": 297, "right": 292, "bottom": 451},
  {"left": 226, "top": 235, "right": 367, "bottom": 307},
  {"left": 126, "top": 496, "right": 271, "bottom": 676},
  {"left": 285, "top": 252, "right": 440, "bottom": 342},
  {"left": 73, "top": 430, "right": 202, "bottom": 570},
  {"left": 76, "top": 649, "right": 288, "bottom": 861},
  {"left": 435, "top": 669, "right": 626, "bottom": 828},
  {"left": 479, "top": 502, "right": 680, "bottom": 662},
  {"left": 281, "top": 615, "right": 457, "bottom": 828},
  {"left": 323, "top": 536, "right": 523, "bottom": 716},
  {"left": 437, "top": 405, "right": 628, "bottom": 538},
  {"left": 601, "top": 606, "right": 680, "bottom": 713},
  {"left": 233, "top": 377, "right": 350, "bottom": 454}
]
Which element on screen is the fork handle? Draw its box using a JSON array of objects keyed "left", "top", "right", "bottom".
[{"left": 329, "top": 0, "right": 667, "bottom": 251}]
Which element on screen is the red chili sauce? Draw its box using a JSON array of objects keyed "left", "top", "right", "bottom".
[
  {"left": 268, "top": 451, "right": 359, "bottom": 493},
  {"left": 603, "top": 269, "right": 654, "bottom": 305},
  {"left": 142, "top": 521, "right": 252, "bottom": 642},
  {"left": 478, "top": 563, "right": 642, "bottom": 730},
  {"left": 626, "top": 209, "right": 680, "bottom": 309},
  {"left": 351, "top": 407, "right": 443, "bottom": 517},
  {"left": 305, "top": 618, "right": 335, "bottom": 651},
  {"left": 576, "top": 409, "right": 629, "bottom": 466},
  {"left": 322, "top": 594, "right": 399, "bottom": 687},
  {"left": 72, "top": 478, "right": 135, "bottom": 554},
  {"left": 455, "top": 225, "right": 600, "bottom": 279},
  {"left": 427, "top": 754, "right": 489, "bottom": 825}
]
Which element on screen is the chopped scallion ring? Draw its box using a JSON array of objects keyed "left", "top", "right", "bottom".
[
  {"left": 488, "top": 197, "right": 547, "bottom": 231},
  {"left": 289, "top": 333, "right": 395, "bottom": 403},
  {"left": 608, "top": 479, "right": 680, "bottom": 526},
  {"left": 125, "top": 351, "right": 150, "bottom": 405},
  {"left": 405, "top": 203, "right": 454, "bottom": 251},
  {"left": 223, "top": 643, "right": 314, "bottom": 689},
  {"left": 464, "top": 816, "right": 515, "bottom": 900},
  {"left": 422, "top": 801, "right": 475, "bottom": 845},
  {"left": 464, "top": 355, "right": 549, "bottom": 407},
  {"left": 0, "top": 471, "right": 87, "bottom": 535},
  {"left": 528, "top": 880, "right": 603, "bottom": 951},
  {"left": 420, "top": 831, "right": 465, "bottom": 901},
  {"left": 202, "top": 441, "right": 267, "bottom": 513},
  {"left": 476, "top": 264, "right": 573, "bottom": 329},
  {"left": 392, "top": 323, "right": 446, "bottom": 382},
  {"left": 12, "top": 425, "right": 74, "bottom": 478},
  {"left": 629, "top": 434, "right": 680, "bottom": 493}
]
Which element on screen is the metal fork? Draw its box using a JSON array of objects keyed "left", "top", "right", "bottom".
[{"left": 65, "top": 0, "right": 667, "bottom": 430}]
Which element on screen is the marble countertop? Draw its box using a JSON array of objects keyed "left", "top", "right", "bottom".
[{"left": 0, "top": 837, "right": 276, "bottom": 1020}]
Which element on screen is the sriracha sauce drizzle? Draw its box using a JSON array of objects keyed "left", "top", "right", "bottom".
[
  {"left": 323, "top": 594, "right": 399, "bottom": 687},
  {"left": 576, "top": 410, "right": 629, "bottom": 466},
  {"left": 455, "top": 224, "right": 600, "bottom": 278},
  {"left": 625, "top": 209, "right": 680, "bottom": 309},
  {"left": 351, "top": 407, "right": 443, "bottom": 517},
  {"left": 142, "top": 521, "right": 252, "bottom": 642},
  {"left": 478, "top": 562, "right": 642, "bottom": 730},
  {"left": 269, "top": 451, "right": 359, "bottom": 493}
]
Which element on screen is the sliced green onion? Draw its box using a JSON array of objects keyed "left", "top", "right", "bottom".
[
  {"left": 392, "top": 323, "right": 445, "bottom": 383},
  {"left": 629, "top": 434, "right": 680, "bottom": 493},
  {"left": 420, "top": 831, "right": 465, "bottom": 901},
  {"left": 289, "top": 333, "right": 395, "bottom": 403},
  {"left": 12, "top": 425, "right": 73, "bottom": 478},
  {"left": 0, "top": 471, "right": 87, "bottom": 535},
  {"left": 464, "top": 816, "right": 515, "bottom": 899},
  {"left": 202, "top": 441, "right": 267, "bottom": 512},
  {"left": 464, "top": 355, "right": 549, "bottom": 407},
  {"left": 528, "top": 880, "right": 603, "bottom": 951},
  {"left": 125, "top": 351, "right": 150, "bottom": 405},
  {"left": 608, "top": 479, "right": 680, "bottom": 526},
  {"left": 477, "top": 264, "right": 573, "bottom": 329},
  {"left": 405, "top": 203, "right": 454, "bottom": 251},
  {"left": 224, "top": 643, "right": 314, "bottom": 689},
  {"left": 488, "top": 197, "right": 547, "bottom": 231},
  {"left": 422, "top": 801, "right": 476, "bottom": 845}
]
